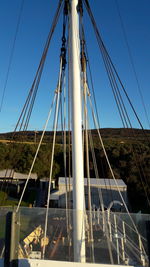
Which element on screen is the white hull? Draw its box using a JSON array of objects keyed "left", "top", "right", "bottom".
[{"left": 0, "top": 259, "right": 135, "bottom": 267}]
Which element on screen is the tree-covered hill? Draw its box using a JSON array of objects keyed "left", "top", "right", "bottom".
[
  {"left": 0, "top": 128, "right": 150, "bottom": 212},
  {"left": 0, "top": 128, "right": 150, "bottom": 143}
]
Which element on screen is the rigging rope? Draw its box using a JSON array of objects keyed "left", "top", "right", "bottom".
[
  {"left": 2, "top": 0, "right": 148, "bottom": 263},
  {"left": 58, "top": 6, "right": 72, "bottom": 254},
  {"left": 100, "top": 38, "right": 150, "bottom": 206},
  {"left": 81, "top": 60, "right": 95, "bottom": 262},
  {"left": 99, "top": 41, "right": 150, "bottom": 205},
  {"left": 43, "top": 58, "right": 64, "bottom": 258},
  {"left": 79, "top": 18, "right": 116, "bottom": 207},
  {"left": 16, "top": 92, "right": 57, "bottom": 212},
  {"left": 81, "top": 2, "right": 149, "bottom": 259},
  {"left": 77, "top": 2, "right": 148, "bottom": 249},
  {"left": 0, "top": 0, "right": 25, "bottom": 112},
  {"left": 88, "top": 92, "right": 147, "bottom": 257},
  {"left": 79, "top": 11, "right": 115, "bottom": 262},
  {"left": 67, "top": 35, "right": 72, "bottom": 252},
  {"left": 83, "top": 0, "right": 150, "bottom": 207},
  {"left": 115, "top": 0, "right": 150, "bottom": 129},
  {"left": 83, "top": 0, "right": 149, "bottom": 142},
  {"left": 79, "top": 8, "right": 95, "bottom": 261},
  {"left": 85, "top": 84, "right": 115, "bottom": 264},
  {"left": 13, "top": 0, "right": 63, "bottom": 135},
  {"left": 0, "top": 0, "right": 63, "bottom": 206}
]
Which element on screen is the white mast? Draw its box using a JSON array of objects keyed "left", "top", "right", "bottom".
[{"left": 69, "top": 0, "right": 86, "bottom": 262}]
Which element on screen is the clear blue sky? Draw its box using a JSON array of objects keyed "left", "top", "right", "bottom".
[{"left": 0, "top": 0, "right": 150, "bottom": 133}]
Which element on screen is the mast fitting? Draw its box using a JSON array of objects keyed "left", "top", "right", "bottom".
[{"left": 77, "top": 0, "right": 83, "bottom": 16}]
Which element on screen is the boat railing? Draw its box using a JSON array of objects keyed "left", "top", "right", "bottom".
[{"left": 0, "top": 207, "right": 149, "bottom": 266}]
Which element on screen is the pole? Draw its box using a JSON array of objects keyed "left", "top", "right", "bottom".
[
  {"left": 69, "top": 0, "right": 86, "bottom": 262},
  {"left": 4, "top": 212, "right": 20, "bottom": 267},
  {"left": 114, "top": 214, "right": 120, "bottom": 264}
]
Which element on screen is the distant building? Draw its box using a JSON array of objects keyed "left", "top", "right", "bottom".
[
  {"left": 0, "top": 169, "right": 37, "bottom": 180},
  {"left": 50, "top": 177, "right": 127, "bottom": 211},
  {"left": 0, "top": 169, "right": 37, "bottom": 194}
]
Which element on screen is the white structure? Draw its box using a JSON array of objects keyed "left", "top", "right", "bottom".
[
  {"left": 50, "top": 177, "right": 127, "bottom": 211},
  {"left": 0, "top": 169, "right": 37, "bottom": 180},
  {"left": 0, "top": 259, "right": 135, "bottom": 267},
  {"left": 69, "top": 0, "right": 85, "bottom": 262}
]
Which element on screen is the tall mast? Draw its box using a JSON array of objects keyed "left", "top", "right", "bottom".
[{"left": 68, "top": 0, "right": 86, "bottom": 262}]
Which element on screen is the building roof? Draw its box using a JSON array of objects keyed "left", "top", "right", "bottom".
[
  {"left": 0, "top": 169, "right": 37, "bottom": 180},
  {"left": 59, "top": 177, "right": 126, "bottom": 189},
  {"left": 50, "top": 190, "right": 59, "bottom": 200}
]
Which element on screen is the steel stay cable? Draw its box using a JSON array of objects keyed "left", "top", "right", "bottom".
[
  {"left": 103, "top": 48, "right": 150, "bottom": 206},
  {"left": 84, "top": 0, "right": 150, "bottom": 207},
  {"left": 101, "top": 43, "right": 150, "bottom": 203},
  {"left": 79, "top": 20, "right": 117, "bottom": 205},
  {"left": 79, "top": 9, "right": 95, "bottom": 260},
  {"left": 60, "top": 6, "right": 70, "bottom": 235},
  {"left": 83, "top": 82, "right": 114, "bottom": 263},
  {"left": 115, "top": 0, "right": 150, "bottom": 129},
  {"left": 43, "top": 58, "right": 63, "bottom": 259},
  {"left": 82, "top": 1, "right": 132, "bottom": 209},
  {"left": 13, "top": 0, "right": 63, "bottom": 135},
  {"left": 60, "top": 5, "right": 72, "bottom": 251},
  {"left": 79, "top": 11, "right": 101, "bottom": 131},
  {"left": 0, "top": 0, "right": 25, "bottom": 112},
  {"left": 18, "top": 48, "right": 51, "bottom": 132},
  {"left": 88, "top": 130, "right": 114, "bottom": 264},
  {"left": 16, "top": 91, "right": 57, "bottom": 212},
  {"left": 83, "top": 1, "right": 140, "bottom": 140},
  {"left": 80, "top": 20, "right": 144, "bottom": 227},
  {"left": 80, "top": 3, "right": 114, "bottom": 213},
  {"left": 60, "top": 78, "right": 72, "bottom": 260},
  {"left": 67, "top": 36, "right": 71, "bottom": 213},
  {"left": 86, "top": 19, "right": 150, "bottom": 209},
  {"left": 88, "top": 94, "right": 147, "bottom": 257},
  {"left": 85, "top": 3, "right": 131, "bottom": 131},
  {"left": 103, "top": 51, "right": 150, "bottom": 205},
  {"left": 85, "top": 91, "right": 118, "bottom": 264},
  {"left": 23, "top": 63, "right": 45, "bottom": 131},
  {"left": 104, "top": 44, "right": 148, "bottom": 139},
  {"left": 59, "top": 74, "right": 70, "bottom": 242},
  {"left": 67, "top": 36, "right": 72, "bottom": 250},
  {"left": 79, "top": 9, "right": 114, "bottom": 262},
  {"left": 103, "top": 50, "right": 128, "bottom": 128},
  {"left": 82, "top": 74, "right": 95, "bottom": 262},
  {"left": 85, "top": 79, "right": 115, "bottom": 212},
  {"left": 103, "top": 47, "right": 136, "bottom": 131},
  {"left": 61, "top": 74, "right": 71, "bottom": 244},
  {"left": 0, "top": 0, "right": 63, "bottom": 206},
  {"left": 83, "top": 0, "right": 149, "bottom": 144},
  {"left": 22, "top": 1, "right": 63, "bottom": 131}
]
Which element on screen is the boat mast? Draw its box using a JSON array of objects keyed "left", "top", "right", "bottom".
[{"left": 69, "top": 0, "right": 86, "bottom": 262}]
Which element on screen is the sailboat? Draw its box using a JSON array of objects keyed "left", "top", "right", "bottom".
[{"left": 0, "top": 0, "right": 150, "bottom": 266}]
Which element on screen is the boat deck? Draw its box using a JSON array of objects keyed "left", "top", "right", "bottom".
[{"left": 0, "top": 207, "right": 149, "bottom": 266}]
